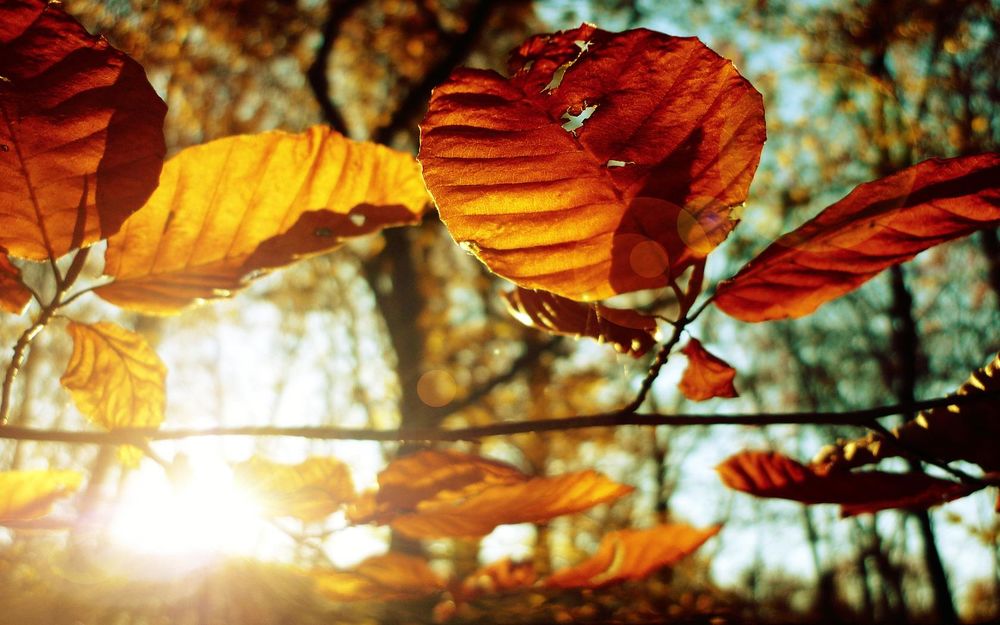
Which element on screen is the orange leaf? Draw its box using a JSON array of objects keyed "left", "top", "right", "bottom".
[
  {"left": 715, "top": 154, "right": 1000, "bottom": 321},
  {"left": 0, "top": 249, "right": 31, "bottom": 314},
  {"left": 96, "top": 127, "right": 428, "bottom": 314},
  {"left": 502, "top": 287, "right": 657, "bottom": 357},
  {"left": 678, "top": 338, "right": 738, "bottom": 401},
  {"left": 312, "top": 552, "right": 445, "bottom": 602},
  {"left": 234, "top": 456, "right": 355, "bottom": 522},
  {"left": 0, "top": 469, "right": 82, "bottom": 524},
  {"left": 0, "top": 0, "right": 165, "bottom": 260},
  {"left": 718, "top": 451, "right": 974, "bottom": 514},
  {"left": 545, "top": 523, "right": 720, "bottom": 589},
  {"left": 420, "top": 24, "right": 765, "bottom": 301},
  {"left": 456, "top": 559, "right": 537, "bottom": 602}
]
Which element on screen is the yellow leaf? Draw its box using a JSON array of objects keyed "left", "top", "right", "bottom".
[
  {"left": 96, "top": 126, "right": 429, "bottom": 314},
  {"left": 60, "top": 321, "right": 166, "bottom": 430},
  {"left": 234, "top": 456, "right": 355, "bottom": 522},
  {"left": 0, "top": 470, "right": 82, "bottom": 524},
  {"left": 312, "top": 552, "right": 445, "bottom": 602}
]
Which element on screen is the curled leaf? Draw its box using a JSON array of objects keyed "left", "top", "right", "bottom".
[
  {"left": 545, "top": 523, "right": 720, "bottom": 589},
  {"left": 678, "top": 338, "right": 738, "bottom": 401},
  {"left": 0, "top": 469, "right": 82, "bottom": 524},
  {"left": 60, "top": 321, "right": 166, "bottom": 430},
  {"left": 0, "top": 249, "right": 31, "bottom": 314},
  {"left": 96, "top": 126, "right": 429, "bottom": 314},
  {"left": 420, "top": 24, "right": 765, "bottom": 301},
  {"left": 0, "top": 0, "right": 165, "bottom": 260},
  {"left": 234, "top": 456, "right": 355, "bottom": 522},
  {"left": 502, "top": 287, "right": 657, "bottom": 357},
  {"left": 312, "top": 552, "right": 445, "bottom": 602},
  {"left": 715, "top": 154, "right": 1000, "bottom": 322}
]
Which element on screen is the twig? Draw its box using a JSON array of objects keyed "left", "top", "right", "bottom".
[
  {"left": 0, "top": 306, "right": 58, "bottom": 426},
  {"left": 307, "top": 0, "right": 365, "bottom": 136}
]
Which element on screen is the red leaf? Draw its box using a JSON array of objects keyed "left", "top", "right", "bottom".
[
  {"left": 714, "top": 154, "right": 1000, "bottom": 321},
  {"left": 502, "top": 287, "right": 658, "bottom": 357},
  {"left": 678, "top": 338, "right": 738, "bottom": 401},
  {"left": 0, "top": 0, "right": 166, "bottom": 260},
  {"left": 0, "top": 249, "right": 30, "bottom": 314},
  {"left": 420, "top": 24, "right": 765, "bottom": 301}
]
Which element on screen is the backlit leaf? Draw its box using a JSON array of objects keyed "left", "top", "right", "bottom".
[
  {"left": 0, "top": 249, "right": 31, "bottom": 314},
  {"left": 678, "top": 338, "right": 738, "bottom": 401},
  {"left": 96, "top": 126, "right": 429, "bottom": 314},
  {"left": 0, "top": 469, "right": 82, "bottom": 524},
  {"left": 420, "top": 24, "right": 765, "bottom": 301},
  {"left": 60, "top": 321, "right": 166, "bottom": 430},
  {"left": 718, "top": 451, "right": 972, "bottom": 514},
  {"left": 502, "top": 287, "right": 657, "bottom": 357},
  {"left": 456, "top": 559, "right": 537, "bottom": 602},
  {"left": 715, "top": 154, "right": 1000, "bottom": 321},
  {"left": 312, "top": 552, "right": 445, "bottom": 602},
  {"left": 234, "top": 456, "right": 355, "bottom": 522},
  {"left": 0, "top": 0, "right": 165, "bottom": 260},
  {"left": 545, "top": 523, "right": 720, "bottom": 589}
]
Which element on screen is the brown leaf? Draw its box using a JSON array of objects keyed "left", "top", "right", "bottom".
[
  {"left": 60, "top": 321, "right": 166, "bottom": 430},
  {"left": 715, "top": 154, "right": 1000, "bottom": 321},
  {"left": 678, "top": 338, "right": 738, "bottom": 401},
  {"left": 420, "top": 24, "right": 765, "bottom": 301},
  {"left": 312, "top": 552, "right": 445, "bottom": 602},
  {"left": 234, "top": 456, "right": 355, "bottom": 522},
  {"left": 0, "top": 469, "right": 82, "bottom": 524},
  {"left": 96, "top": 127, "right": 428, "bottom": 314},
  {"left": 0, "top": 249, "right": 31, "bottom": 314},
  {"left": 0, "top": 0, "right": 165, "bottom": 260},
  {"left": 545, "top": 523, "right": 720, "bottom": 589},
  {"left": 718, "top": 451, "right": 974, "bottom": 514},
  {"left": 502, "top": 287, "right": 657, "bottom": 357},
  {"left": 456, "top": 559, "right": 537, "bottom": 602}
]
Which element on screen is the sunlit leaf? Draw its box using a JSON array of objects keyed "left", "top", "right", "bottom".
[
  {"left": 714, "top": 154, "right": 1000, "bottom": 321},
  {"left": 545, "top": 523, "right": 720, "bottom": 589},
  {"left": 312, "top": 552, "right": 445, "bottom": 602},
  {"left": 502, "top": 287, "right": 657, "bottom": 357},
  {"left": 678, "top": 338, "right": 738, "bottom": 401},
  {"left": 234, "top": 456, "right": 355, "bottom": 522},
  {"left": 456, "top": 559, "right": 537, "bottom": 602},
  {"left": 0, "top": 0, "right": 165, "bottom": 260},
  {"left": 0, "top": 469, "right": 82, "bottom": 524},
  {"left": 420, "top": 24, "right": 765, "bottom": 301},
  {"left": 0, "top": 249, "right": 31, "bottom": 314},
  {"left": 96, "top": 126, "right": 429, "bottom": 314},
  {"left": 717, "top": 451, "right": 973, "bottom": 514},
  {"left": 60, "top": 321, "right": 166, "bottom": 430}
]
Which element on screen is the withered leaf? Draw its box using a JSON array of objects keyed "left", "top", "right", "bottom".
[
  {"left": 678, "top": 338, "right": 738, "bottom": 401},
  {"left": 234, "top": 456, "right": 355, "bottom": 522},
  {"left": 420, "top": 24, "right": 765, "bottom": 301},
  {"left": 0, "top": 0, "right": 165, "bottom": 260},
  {"left": 715, "top": 154, "right": 1000, "bottom": 321}
]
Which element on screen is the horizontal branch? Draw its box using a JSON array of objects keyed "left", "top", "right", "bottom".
[{"left": 0, "top": 392, "right": 993, "bottom": 445}]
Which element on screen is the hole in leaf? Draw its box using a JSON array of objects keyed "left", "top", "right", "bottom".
[
  {"left": 542, "top": 39, "right": 592, "bottom": 92},
  {"left": 349, "top": 213, "right": 366, "bottom": 227},
  {"left": 561, "top": 103, "right": 597, "bottom": 134},
  {"left": 606, "top": 159, "right": 633, "bottom": 168}
]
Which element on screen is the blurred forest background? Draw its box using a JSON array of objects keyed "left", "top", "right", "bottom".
[{"left": 1, "top": 0, "right": 999, "bottom": 623}]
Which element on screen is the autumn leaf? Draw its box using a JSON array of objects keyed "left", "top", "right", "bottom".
[
  {"left": 312, "top": 552, "right": 445, "bottom": 602},
  {"left": 502, "top": 287, "right": 657, "bottom": 357},
  {"left": 545, "top": 523, "right": 721, "bottom": 589},
  {"left": 0, "top": 469, "right": 82, "bottom": 524},
  {"left": 717, "top": 451, "right": 974, "bottom": 515},
  {"left": 714, "top": 154, "right": 1000, "bottom": 322},
  {"left": 420, "top": 24, "right": 765, "bottom": 301},
  {"left": 352, "top": 449, "right": 633, "bottom": 538},
  {"left": 234, "top": 456, "right": 355, "bottom": 522},
  {"left": 0, "top": 0, "right": 165, "bottom": 260},
  {"left": 96, "top": 126, "right": 429, "bottom": 314},
  {"left": 0, "top": 249, "right": 31, "bottom": 314},
  {"left": 60, "top": 321, "right": 166, "bottom": 431},
  {"left": 456, "top": 559, "right": 538, "bottom": 603},
  {"left": 678, "top": 338, "right": 738, "bottom": 401}
]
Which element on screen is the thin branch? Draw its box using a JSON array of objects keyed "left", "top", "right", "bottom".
[
  {"left": 622, "top": 320, "right": 686, "bottom": 413},
  {"left": 1, "top": 391, "right": 996, "bottom": 445},
  {"left": 0, "top": 306, "right": 58, "bottom": 426},
  {"left": 307, "top": 0, "right": 365, "bottom": 136}
]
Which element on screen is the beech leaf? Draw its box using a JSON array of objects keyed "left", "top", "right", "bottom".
[
  {"left": 0, "top": 249, "right": 31, "bottom": 314},
  {"left": 234, "top": 456, "right": 355, "bottom": 522},
  {"left": 0, "top": 469, "right": 82, "bottom": 524},
  {"left": 420, "top": 24, "right": 765, "bottom": 301},
  {"left": 0, "top": 0, "right": 166, "bottom": 260},
  {"left": 545, "top": 523, "right": 721, "bottom": 589},
  {"left": 312, "top": 552, "right": 445, "bottom": 602},
  {"left": 60, "top": 321, "right": 166, "bottom": 430},
  {"left": 714, "top": 154, "right": 1000, "bottom": 322},
  {"left": 96, "top": 126, "right": 429, "bottom": 314},
  {"left": 456, "top": 559, "right": 537, "bottom": 603},
  {"left": 502, "top": 287, "right": 658, "bottom": 357},
  {"left": 678, "top": 338, "right": 738, "bottom": 401}
]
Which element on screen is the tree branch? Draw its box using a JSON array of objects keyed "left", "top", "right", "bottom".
[{"left": 307, "top": 0, "right": 365, "bottom": 137}]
